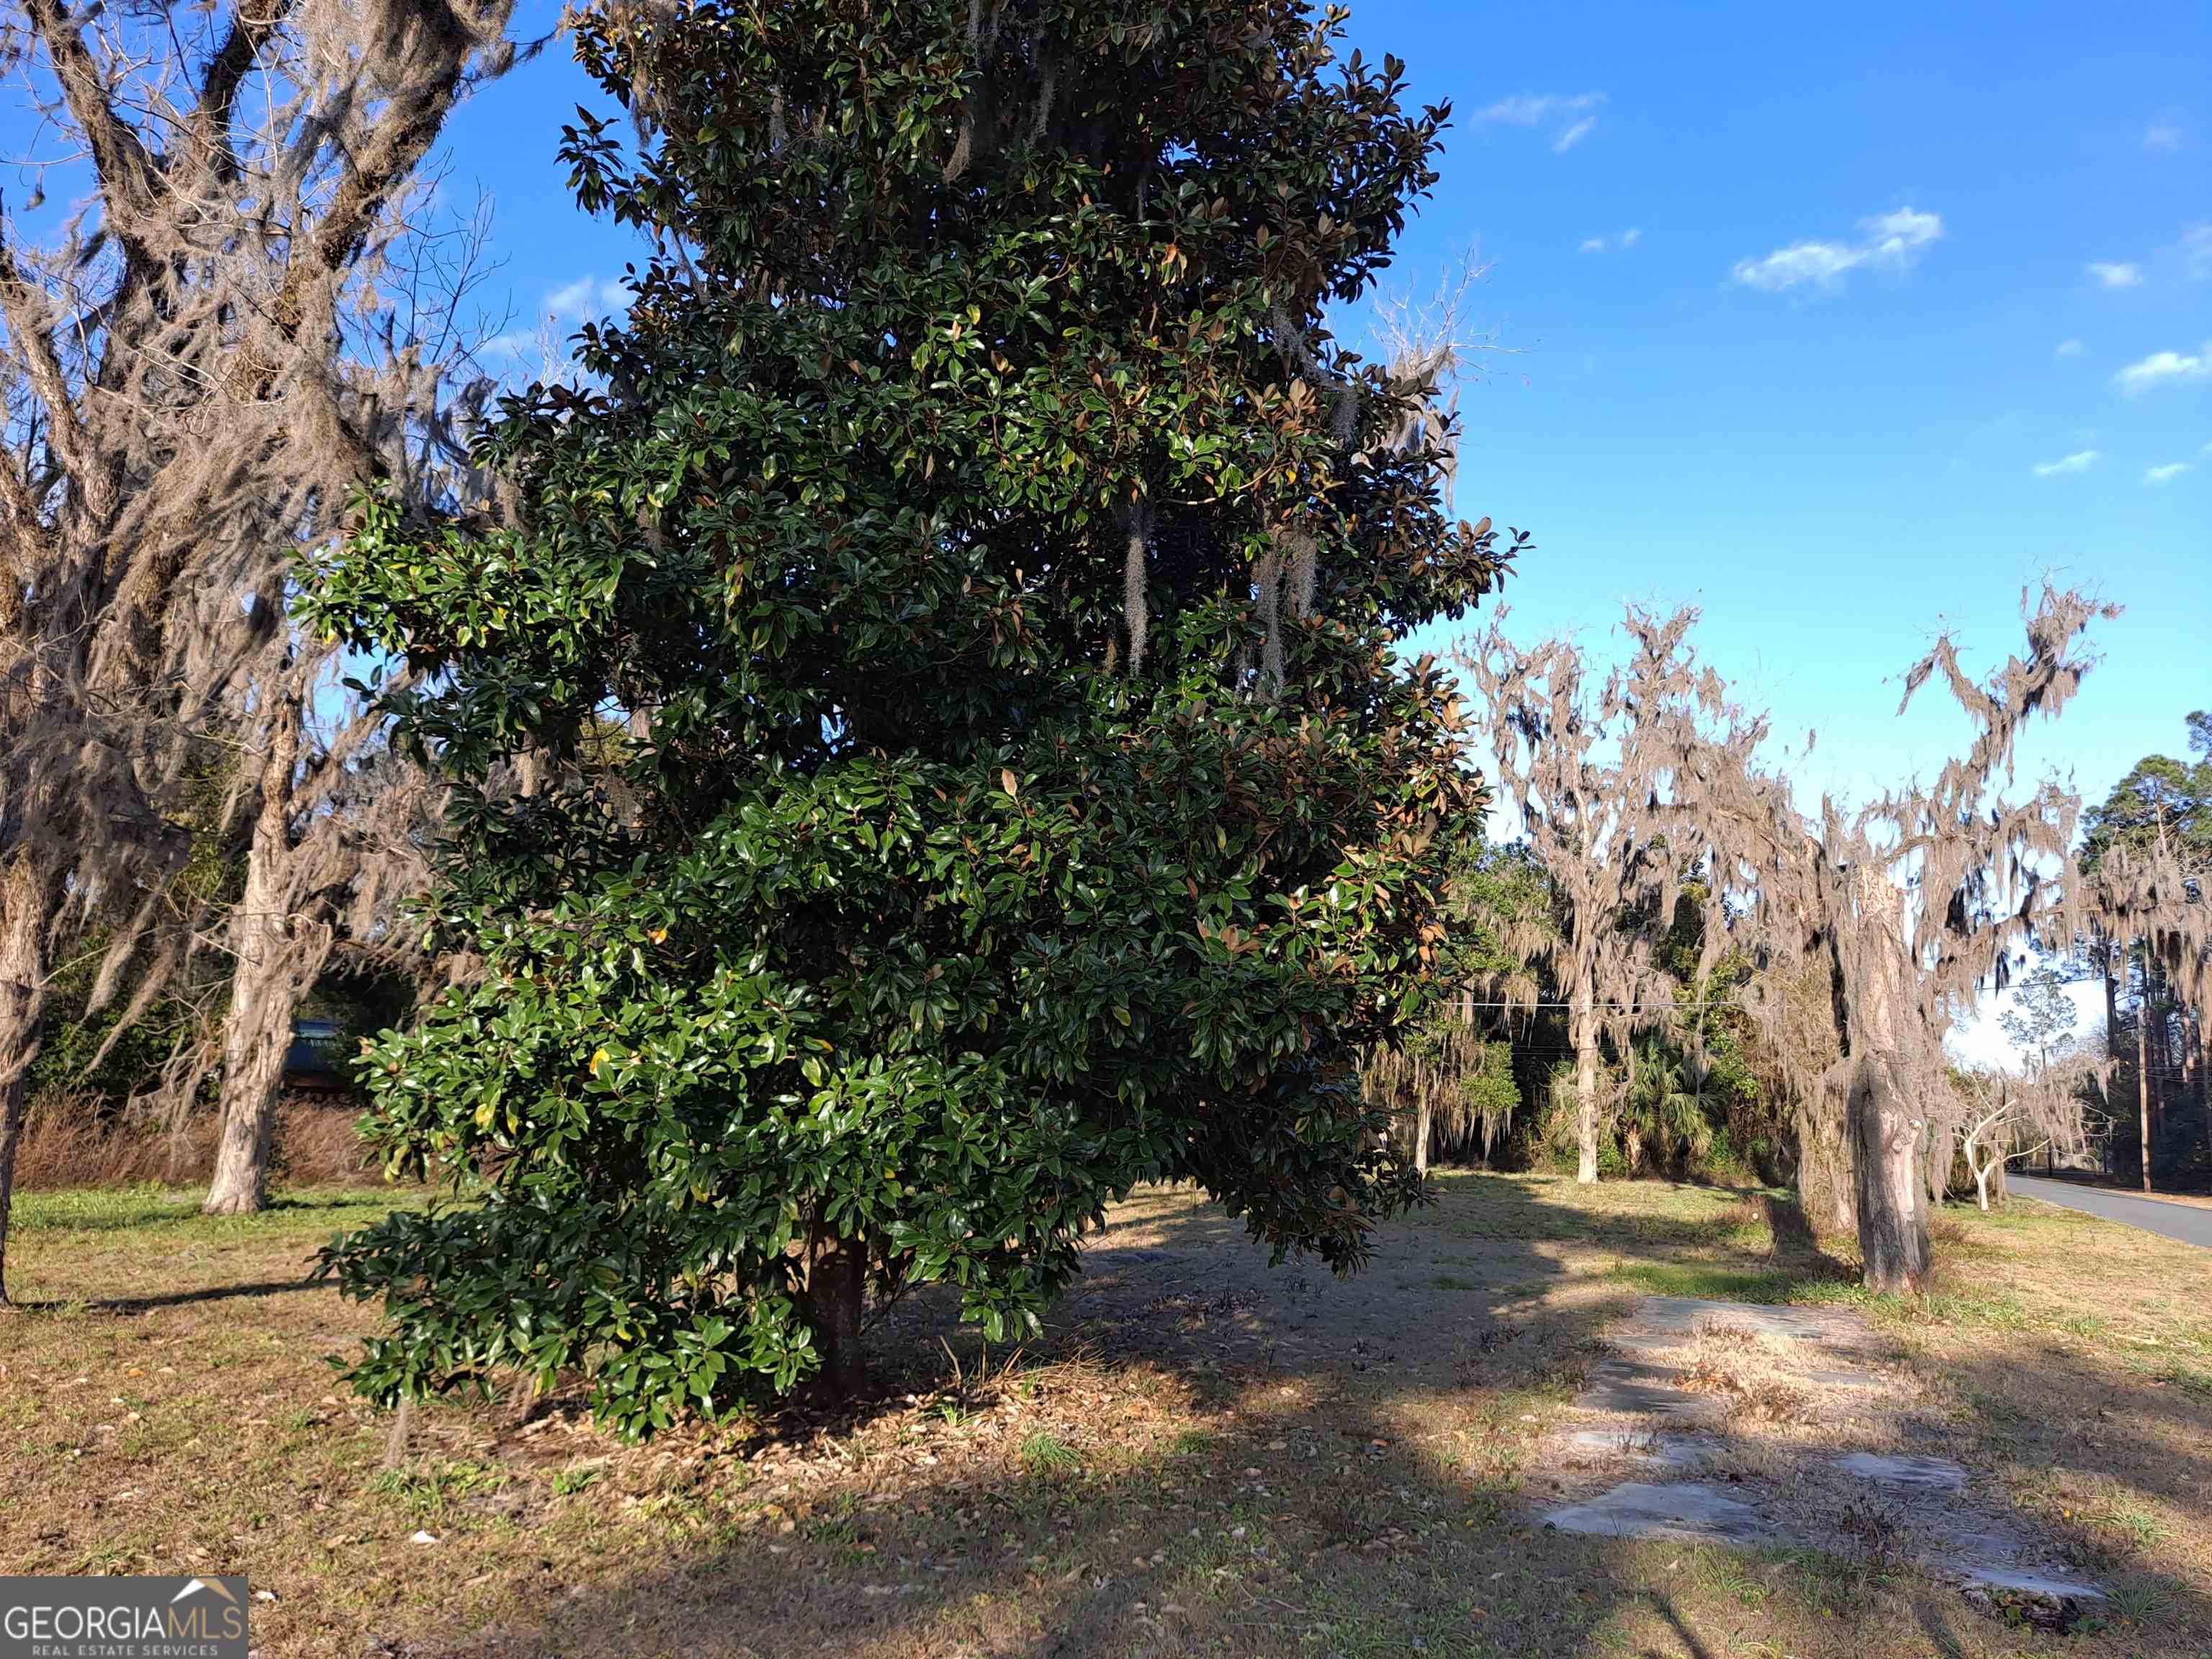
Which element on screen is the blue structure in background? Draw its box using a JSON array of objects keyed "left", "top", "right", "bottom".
[{"left": 282, "top": 1018, "right": 348, "bottom": 1091}]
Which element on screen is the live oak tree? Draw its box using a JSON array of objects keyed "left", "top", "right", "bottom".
[
  {"left": 1473, "top": 594, "right": 2108, "bottom": 1292},
  {"left": 1997, "top": 962, "right": 2080, "bottom": 1082},
  {"left": 1711, "top": 589, "right": 2111, "bottom": 1290},
  {"left": 1362, "top": 837, "right": 1545, "bottom": 1173},
  {"left": 1952, "top": 1060, "right": 2092, "bottom": 1212},
  {"left": 0, "top": 0, "right": 515, "bottom": 1298},
  {"left": 2079, "top": 718, "right": 2211, "bottom": 1191},
  {"left": 1462, "top": 608, "right": 1750, "bottom": 1182},
  {"left": 2082, "top": 840, "right": 2209, "bottom": 1192},
  {"left": 309, "top": 0, "right": 1520, "bottom": 1430}
]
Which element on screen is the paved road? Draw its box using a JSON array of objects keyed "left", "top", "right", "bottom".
[{"left": 2010, "top": 1175, "right": 2212, "bottom": 1248}]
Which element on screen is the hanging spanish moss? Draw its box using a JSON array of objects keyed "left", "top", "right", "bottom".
[{"left": 1123, "top": 498, "right": 1153, "bottom": 674}]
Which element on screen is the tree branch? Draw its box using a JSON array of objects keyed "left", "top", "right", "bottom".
[{"left": 22, "top": 0, "right": 161, "bottom": 251}]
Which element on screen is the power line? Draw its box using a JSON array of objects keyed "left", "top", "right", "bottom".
[{"left": 1447, "top": 998, "right": 1745, "bottom": 1012}]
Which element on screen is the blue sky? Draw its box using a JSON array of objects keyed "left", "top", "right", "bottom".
[{"left": 447, "top": 0, "right": 2208, "bottom": 833}]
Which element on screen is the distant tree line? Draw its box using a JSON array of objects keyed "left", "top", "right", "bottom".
[{"left": 1367, "top": 604, "right": 2207, "bottom": 1290}]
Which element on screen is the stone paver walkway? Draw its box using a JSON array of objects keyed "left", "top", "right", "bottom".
[{"left": 1537, "top": 1296, "right": 2100, "bottom": 1616}]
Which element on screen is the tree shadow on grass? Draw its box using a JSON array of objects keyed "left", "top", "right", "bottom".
[
  {"left": 5, "top": 1276, "right": 321, "bottom": 1314},
  {"left": 433, "top": 1172, "right": 1658, "bottom": 1657},
  {"left": 378, "top": 1173, "right": 2203, "bottom": 1659},
  {"left": 83, "top": 1277, "right": 322, "bottom": 1313}
]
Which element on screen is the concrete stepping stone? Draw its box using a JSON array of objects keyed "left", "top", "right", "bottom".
[
  {"left": 1563, "top": 1428, "right": 1719, "bottom": 1468},
  {"left": 1544, "top": 1481, "right": 1780, "bottom": 1545},
  {"left": 1958, "top": 1562, "right": 2104, "bottom": 1601},
  {"left": 1611, "top": 1296, "right": 1870, "bottom": 1348},
  {"left": 1577, "top": 1358, "right": 1725, "bottom": 1421},
  {"left": 1930, "top": 1523, "right": 2104, "bottom": 1601},
  {"left": 1830, "top": 1451, "right": 1965, "bottom": 1491},
  {"left": 1801, "top": 1365, "right": 1884, "bottom": 1390}
]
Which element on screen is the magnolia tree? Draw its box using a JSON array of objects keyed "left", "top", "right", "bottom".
[
  {"left": 308, "top": 0, "right": 1523, "bottom": 1431},
  {"left": 0, "top": 0, "right": 516, "bottom": 1296}
]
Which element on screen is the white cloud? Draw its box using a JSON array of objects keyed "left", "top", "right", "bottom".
[
  {"left": 2114, "top": 343, "right": 2212, "bottom": 393},
  {"left": 544, "top": 276, "right": 631, "bottom": 319},
  {"left": 1736, "top": 240, "right": 1861, "bottom": 289},
  {"left": 2183, "top": 225, "right": 2212, "bottom": 282},
  {"left": 1475, "top": 91, "right": 1605, "bottom": 153},
  {"left": 2144, "top": 462, "right": 2191, "bottom": 485},
  {"left": 1579, "top": 227, "right": 1642, "bottom": 253},
  {"left": 2054, "top": 338, "right": 2085, "bottom": 359},
  {"left": 1863, "top": 207, "right": 1941, "bottom": 254},
  {"left": 2087, "top": 261, "right": 2141, "bottom": 289},
  {"left": 2033, "top": 449, "right": 2100, "bottom": 477},
  {"left": 485, "top": 274, "right": 633, "bottom": 360},
  {"left": 1732, "top": 206, "right": 1942, "bottom": 292},
  {"left": 2145, "top": 121, "right": 2183, "bottom": 153},
  {"left": 1476, "top": 91, "right": 1603, "bottom": 125}
]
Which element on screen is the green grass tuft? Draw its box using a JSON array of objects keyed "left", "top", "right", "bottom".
[{"left": 1020, "top": 1430, "right": 1082, "bottom": 1478}]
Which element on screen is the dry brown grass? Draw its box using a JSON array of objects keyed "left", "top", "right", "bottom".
[
  {"left": 1676, "top": 1320, "right": 1811, "bottom": 1426},
  {"left": 12, "top": 1089, "right": 375, "bottom": 1190},
  {"left": 1, "top": 1174, "right": 2207, "bottom": 1658}
]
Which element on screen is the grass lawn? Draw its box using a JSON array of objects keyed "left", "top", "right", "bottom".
[{"left": 4, "top": 1173, "right": 2209, "bottom": 1658}]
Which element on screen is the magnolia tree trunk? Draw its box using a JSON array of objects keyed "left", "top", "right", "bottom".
[
  {"left": 204, "top": 709, "right": 310, "bottom": 1216},
  {"left": 1413, "top": 1099, "right": 1432, "bottom": 1175},
  {"left": 0, "top": 856, "right": 52, "bottom": 1308},
  {"left": 805, "top": 1228, "right": 868, "bottom": 1398}
]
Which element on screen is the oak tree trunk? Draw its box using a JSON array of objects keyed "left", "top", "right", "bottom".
[
  {"left": 2149, "top": 957, "right": 2170, "bottom": 1157},
  {"left": 2200, "top": 1012, "right": 2211, "bottom": 1179},
  {"left": 1795, "top": 1097, "right": 1856, "bottom": 1237},
  {"left": 0, "top": 857, "right": 52, "bottom": 1308},
  {"left": 1573, "top": 1007, "right": 1601, "bottom": 1184},
  {"left": 1851, "top": 1051, "right": 1931, "bottom": 1292},
  {"left": 2136, "top": 943, "right": 2154, "bottom": 1194},
  {"left": 205, "top": 704, "right": 312, "bottom": 1215},
  {"left": 2103, "top": 943, "right": 2121, "bottom": 1178},
  {"left": 1851, "top": 878, "right": 1929, "bottom": 1295}
]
